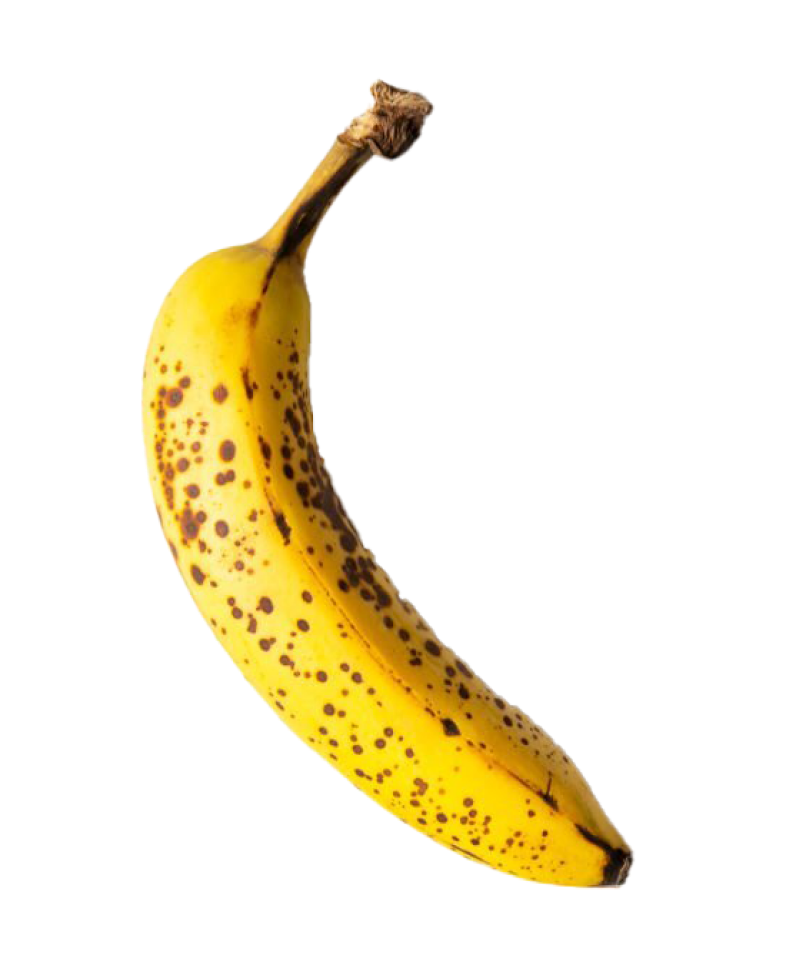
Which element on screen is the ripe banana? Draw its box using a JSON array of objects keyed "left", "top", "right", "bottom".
[{"left": 143, "top": 81, "right": 632, "bottom": 887}]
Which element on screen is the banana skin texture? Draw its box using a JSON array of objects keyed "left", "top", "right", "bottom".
[{"left": 142, "top": 82, "right": 632, "bottom": 887}]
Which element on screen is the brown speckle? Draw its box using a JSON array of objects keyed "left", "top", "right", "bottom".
[
  {"left": 191, "top": 565, "right": 205, "bottom": 585},
  {"left": 274, "top": 510, "right": 291, "bottom": 544},
  {"left": 242, "top": 367, "right": 254, "bottom": 399},
  {"left": 180, "top": 509, "right": 200, "bottom": 540},
  {"left": 258, "top": 436, "right": 272, "bottom": 462}
]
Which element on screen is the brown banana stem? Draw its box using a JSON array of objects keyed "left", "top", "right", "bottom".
[{"left": 260, "top": 81, "right": 432, "bottom": 265}]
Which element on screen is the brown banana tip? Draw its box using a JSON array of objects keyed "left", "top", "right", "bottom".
[
  {"left": 601, "top": 847, "right": 633, "bottom": 887},
  {"left": 575, "top": 825, "right": 633, "bottom": 887},
  {"left": 339, "top": 80, "right": 433, "bottom": 159}
]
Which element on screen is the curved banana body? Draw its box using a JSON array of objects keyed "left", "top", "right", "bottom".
[{"left": 143, "top": 83, "right": 631, "bottom": 886}]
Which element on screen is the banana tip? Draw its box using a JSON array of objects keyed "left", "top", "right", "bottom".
[
  {"left": 576, "top": 825, "right": 633, "bottom": 887},
  {"left": 601, "top": 847, "right": 633, "bottom": 887},
  {"left": 339, "top": 80, "right": 433, "bottom": 160}
]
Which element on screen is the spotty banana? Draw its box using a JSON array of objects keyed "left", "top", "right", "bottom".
[{"left": 142, "top": 81, "right": 632, "bottom": 886}]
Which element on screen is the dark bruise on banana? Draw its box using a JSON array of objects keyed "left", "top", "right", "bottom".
[{"left": 143, "top": 82, "right": 631, "bottom": 887}]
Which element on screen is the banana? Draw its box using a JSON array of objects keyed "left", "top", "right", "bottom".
[{"left": 143, "top": 81, "right": 631, "bottom": 887}]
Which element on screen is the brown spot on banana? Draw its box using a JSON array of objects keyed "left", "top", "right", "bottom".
[
  {"left": 274, "top": 511, "right": 291, "bottom": 544},
  {"left": 263, "top": 484, "right": 292, "bottom": 545},
  {"left": 191, "top": 564, "right": 205, "bottom": 585},
  {"left": 450, "top": 844, "right": 491, "bottom": 866},
  {"left": 241, "top": 367, "right": 255, "bottom": 399}
]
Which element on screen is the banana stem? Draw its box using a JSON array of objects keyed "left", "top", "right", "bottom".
[
  {"left": 260, "top": 141, "right": 370, "bottom": 262},
  {"left": 260, "top": 81, "right": 432, "bottom": 264}
]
